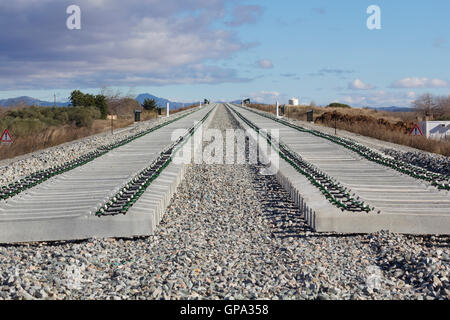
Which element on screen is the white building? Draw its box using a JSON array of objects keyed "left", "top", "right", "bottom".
[
  {"left": 288, "top": 98, "right": 299, "bottom": 106},
  {"left": 420, "top": 121, "right": 450, "bottom": 140}
]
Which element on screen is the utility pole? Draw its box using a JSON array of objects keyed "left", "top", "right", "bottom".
[
  {"left": 334, "top": 110, "right": 337, "bottom": 135},
  {"left": 54, "top": 93, "right": 56, "bottom": 107}
]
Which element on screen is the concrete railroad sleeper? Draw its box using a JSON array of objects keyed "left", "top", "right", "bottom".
[
  {"left": 95, "top": 107, "right": 216, "bottom": 217},
  {"left": 227, "top": 104, "right": 373, "bottom": 213},
  {"left": 238, "top": 105, "right": 450, "bottom": 191},
  {"left": 0, "top": 105, "right": 215, "bottom": 243},
  {"left": 0, "top": 109, "right": 199, "bottom": 200}
]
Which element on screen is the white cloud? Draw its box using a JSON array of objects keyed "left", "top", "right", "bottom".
[
  {"left": 390, "top": 77, "right": 448, "bottom": 88},
  {"left": 0, "top": 0, "right": 254, "bottom": 89},
  {"left": 341, "top": 95, "right": 367, "bottom": 104},
  {"left": 348, "top": 79, "right": 375, "bottom": 90},
  {"left": 226, "top": 5, "right": 264, "bottom": 27},
  {"left": 246, "top": 90, "right": 283, "bottom": 103},
  {"left": 256, "top": 59, "right": 274, "bottom": 69},
  {"left": 340, "top": 90, "right": 417, "bottom": 108},
  {"left": 407, "top": 91, "right": 416, "bottom": 99}
]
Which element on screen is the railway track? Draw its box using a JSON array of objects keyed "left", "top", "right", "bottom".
[
  {"left": 95, "top": 107, "right": 215, "bottom": 217},
  {"left": 0, "top": 108, "right": 200, "bottom": 201},
  {"left": 234, "top": 105, "right": 450, "bottom": 190},
  {"left": 227, "top": 104, "right": 373, "bottom": 213},
  {"left": 225, "top": 103, "right": 450, "bottom": 234},
  {"left": 0, "top": 104, "right": 216, "bottom": 243},
  {"left": 0, "top": 102, "right": 448, "bottom": 243}
]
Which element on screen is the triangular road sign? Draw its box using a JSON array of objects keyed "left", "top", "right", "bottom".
[
  {"left": 1, "top": 129, "right": 13, "bottom": 143},
  {"left": 410, "top": 124, "right": 424, "bottom": 136}
]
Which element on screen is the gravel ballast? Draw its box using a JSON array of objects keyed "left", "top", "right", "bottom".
[
  {"left": 0, "top": 105, "right": 448, "bottom": 300},
  {"left": 382, "top": 149, "right": 449, "bottom": 176}
]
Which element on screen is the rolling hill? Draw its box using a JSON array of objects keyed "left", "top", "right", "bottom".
[
  {"left": 371, "top": 106, "right": 413, "bottom": 112},
  {"left": 0, "top": 96, "right": 70, "bottom": 107},
  {"left": 135, "top": 93, "right": 199, "bottom": 110},
  {"left": 0, "top": 93, "right": 199, "bottom": 110}
]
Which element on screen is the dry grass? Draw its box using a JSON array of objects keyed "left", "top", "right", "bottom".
[
  {"left": 141, "top": 110, "right": 157, "bottom": 121},
  {"left": 0, "top": 109, "right": 157, "bottom": 161},
  {"left": 0, "top": 124, "right": 99, "bottom": 160},
  {"left": 172, "top": 104, "right": 198, "bottom": 114},
  {"left": 248, "top": 103, "right": 450, "bottom": 157},
  {"left": 108, "top": 97, "right": 142, "bottom": 118},
  {"left": 334, "top": 120, "right": 450, "bottom": 156},
  {"left": 249, "top": 103, "right": 416, "bottom": 122}
]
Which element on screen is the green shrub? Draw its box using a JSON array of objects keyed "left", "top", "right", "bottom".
[
  {"left": 0, "top": 105, "right": 102, "bottom": 137},
  {"left": 68, "top": 106, "right": 101, "bottom": 128},
  {"left": 69, "top": 90, "right": 108, "bottom": 119},
  {"left": 69, "top": 110, "right": 92, "bottom": 127},
  {"left": 327, "top": 102, "right": 352, "bottom": 109},
  {"left": 0, "top": 118, "right": 47, "bottom": 137},
  {"left": 55, "top": 111, "right": 69, "bottom": 123},
  {"left": 142, "top": 98, "right": 157, "bottom": 111}
]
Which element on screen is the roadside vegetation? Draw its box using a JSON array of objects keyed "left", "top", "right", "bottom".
[
  {"left": 0, "top": 90, "right": 160, "bottom": 160},
  {"left": 248, "top": 93, "right": 450, "bottom": 156}
]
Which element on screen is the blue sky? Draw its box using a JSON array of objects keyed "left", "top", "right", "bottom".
[{"left": 0, "top": 0, "right": 449, "bottom": 107}]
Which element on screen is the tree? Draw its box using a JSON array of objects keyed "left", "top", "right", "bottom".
[
  {"left": 412, "top": 93, "right": 437, "bottom": 117},
  {"left": 95, "top": 94, "right": 108, "bottom": 119},
  {"left": 69, "top": 90, "right": 95, "bottom": 107},
  {"left": 142, "top": 98, "right": 157, "bottom": 111},
  {"left": 69, "top": 90, "right": 108, "bottom": 119},
  {"left": 435, "top": 95, "right": 450, "bottom": 119},
  {"left": 69, "top": 90, "right": 85, "bottom": 107},
  {"left": 84, "top": 94, "right": 96, "bottom": 107}
]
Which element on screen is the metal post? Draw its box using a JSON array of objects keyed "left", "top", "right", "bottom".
[
  {"left": 166, "top": 102, "right": 170, "bottom": 117},
  {"left": 276, "top": 101, "right": 279, "bottom": 118},
  {"left": 334, "top": 110, "right": 337, "bottom": 135}
]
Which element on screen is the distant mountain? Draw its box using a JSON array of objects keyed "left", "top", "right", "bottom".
[
  {"left": 371, "top": 106, "right": 414, "bottom": 112},
  {"left": 0, "top": 93, "right": 199, "bottom": 109},
  {"left": 135, "top": 93, "right": 199, "bottom": 110},
  {"left": 0, "top": 96, "right": 70, "bottom": 107}
]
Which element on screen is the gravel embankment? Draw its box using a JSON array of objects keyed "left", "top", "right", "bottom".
[
  {"left": 0, "top": 105, "right": 448, "bottom": 300},
  {"left": 382, "top": 149, "right": 449, "bottom": 176},
  {"left": 0, "top": 110, "right": 193, "bottom": 187}
]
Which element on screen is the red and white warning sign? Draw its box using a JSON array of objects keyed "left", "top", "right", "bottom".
[
  {"left": 1, "top": 129, "right": 13, "bottom": 144},
  {"left": 410, "top": 124, "right": 424, "bottom": 136}
]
